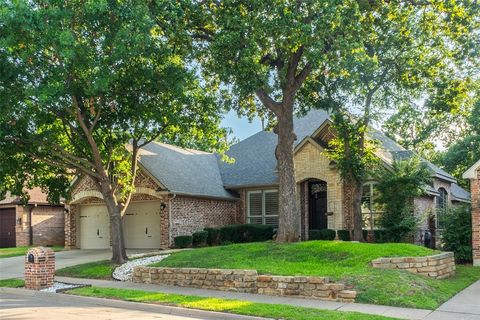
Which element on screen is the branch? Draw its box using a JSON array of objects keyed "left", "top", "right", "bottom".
[
  {"left": 286, "top": 46, "right": 305, "bottom": 83},
  {"left": 294, "top": 62, "right": 312, "bottom": 90},
  {"left": 255, "top": 89, "right": 282, "bottom": 115}
]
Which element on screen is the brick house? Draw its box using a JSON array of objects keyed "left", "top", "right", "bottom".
[
  {"left": 463, "top": 160, "right": 480, "bottom": 266},
  {"left": 66, "top": 110, "right": 470, "bottom": 250},
  {"left": 0, "top": 188, "right": 65, "bottom": 248}
]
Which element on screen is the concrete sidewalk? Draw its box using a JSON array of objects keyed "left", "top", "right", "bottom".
[
  {"left": 423, "top": 280, "right": 480, "bottom": 320},
  {"left": 56, "top": 276, "right": 433, "bottom": 320}
]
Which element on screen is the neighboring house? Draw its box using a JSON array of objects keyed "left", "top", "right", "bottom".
[
  {"left": 0, "top": 188, "right": 65, "bottom": 248},
  {"left": 463, "top": 160, "right": 480, "bottom": 266},
  {"left": 66, "top": 110, "right": 470, "bottom": 250}
]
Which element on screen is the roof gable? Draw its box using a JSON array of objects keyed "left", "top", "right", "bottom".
[{"left": 463, "top": 159, "right": 480, "bottom": 179}]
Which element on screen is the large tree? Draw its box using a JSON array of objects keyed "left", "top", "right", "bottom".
[
  {"left": 315, "top": 1, "right": 477, "bottom": 241},
  {"left": 0, "top": 0, "right": 227, "bottom": 264},
  {"left": 188, "top": 0, "right": 368, "bottom": 242}
]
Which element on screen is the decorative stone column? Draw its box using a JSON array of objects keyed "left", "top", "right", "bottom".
[{"left": 463, "top": 163, "right": 480, "bottom": 266}]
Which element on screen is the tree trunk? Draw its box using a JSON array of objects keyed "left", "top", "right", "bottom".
[
  {"left": 100, "top": 182, "right": 128, "bottom": 265},
  {"left": 275, "top": 109, "right": 300, "bottom": 242},
  {"left": 352, "top": 180, "right": 365, "bottom": 242}
]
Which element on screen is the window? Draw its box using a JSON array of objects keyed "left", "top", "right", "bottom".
[
  {"left": 247, "top": 190, "right": 279, "bottom": 227},
  {"left": 361, "top": 183, "right": 383, "bottom": 229},
  {"left": 436, "top": 188, "right": 448, "bottom": 229}
]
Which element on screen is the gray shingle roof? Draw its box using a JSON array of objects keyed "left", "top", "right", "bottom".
[
  {"left": 139, "top": 141, "right": 237, "bottom": 200},
  {"left": 451, "top": 183, "right": 471, "bottom": 202},
  {"left": 221, "top": 109, "right": 459, "bottom": 188}
]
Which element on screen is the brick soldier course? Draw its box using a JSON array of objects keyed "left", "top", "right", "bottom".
[
  {"left": 25, "top": 247, "right": 55, "bottom": 290},
  {"left": 133, "top": 266, "right": 357, "bottom": 302},
  {"left": 463, "top": 161, "right": 480, "bottom": 266}
]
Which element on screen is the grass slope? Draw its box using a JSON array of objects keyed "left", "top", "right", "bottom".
[
  {"left": 67, "top": 286, "right": 397, "bottom": 320},
  {"left": 152, "top": 241, "right": 480, "bottom": 309},
  {"left": 0, "top": 246, "right": 63, "bottom": 259}
]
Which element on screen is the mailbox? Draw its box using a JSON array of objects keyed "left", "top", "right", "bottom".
[{"left": 25, "top": 247, "right": 55, "bottom": 290}]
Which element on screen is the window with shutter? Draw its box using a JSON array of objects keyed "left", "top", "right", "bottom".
[{"left": 247, "top": 190, "right": 279, "bottom": 227}]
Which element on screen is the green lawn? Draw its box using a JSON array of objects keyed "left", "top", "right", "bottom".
[
  {"left": 0, "top": 246, "right": 63, "bottom": 259},
  {"left": 56, "top": 260, "right": 114, "bottom": 279},
  {"left": 152, "top": 241, "right": 480, "bottom": 309},
  {"left": 67, "top": 286, "right": 397, "bottom": 320},
  {"left": 0, "top": 278, "right": 25, "bottom": 288}
]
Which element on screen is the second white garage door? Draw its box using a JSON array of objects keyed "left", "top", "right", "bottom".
[{"left": 123, "top": 201, "right": 161, "bottom": 249}]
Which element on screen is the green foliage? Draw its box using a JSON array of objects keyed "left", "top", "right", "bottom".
[
  {"left": 192, "top": 231, "right": 208, "bottom": 247},
  {"left": 337, "top": 230, "right": 351, "bottom": 241},
  {"left": 442, "top": 205, "right": 472, "bottom": 263},
  {"left": 56, "top": 260, "right": 114, "bottom": 280},
  {"left": 0, "top": 0, "right": 227, "bottom": 204},
  {"left": 0, "top": 246, "right": 63, "bottom": 259},
  {"left": 0, "top": 278, "right": 25, "bottom": 288},
  {"left": 308, "top": 229, "right": 336, "bottom": 241},
  {"left": 174, "top": 235, "right": 193, "bottom": 248},
  {"left": 204, "top": 224, "right": 274, "bottom": 245},
  {"left": 375, "top": 158, "right": 432, "bottom": 242}
]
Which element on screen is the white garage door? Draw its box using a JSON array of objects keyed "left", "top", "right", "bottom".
[
  {"left": 79, "top": 205, "right": 110, "bottom": 249},
  {"left": 123, "top": 201, "right": 161, "bottom": 249}
]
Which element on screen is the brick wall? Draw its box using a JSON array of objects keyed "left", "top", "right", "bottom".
[
  {"left": 472, "top": 169, "right": 480, "bottom": 266},
  {"left": 31, "top": 206, "right": 65, "bottom": 246},
  {"left": 133, "top": 266, "right": 356, "bottom": 302},
  {"left": 372, "top": 252, "right": 455, "bottom": 279},
  {"left": 25, "top": 247, "right": 55, "bottom": 290},
  {"left": 169, "top": 196, "right": 238, "bottom": 243}
]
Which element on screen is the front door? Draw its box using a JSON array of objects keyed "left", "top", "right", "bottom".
[
  {"left": 0, "top": 208, "right": 16, "bottom": 248},
  {"left": 309, "top": 182, "right": 328, "bottom": 230}
]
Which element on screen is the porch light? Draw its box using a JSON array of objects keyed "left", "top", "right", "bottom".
[
  {"left": 160, "top": 202, "right": 166, "bottom": 210},
  {"left": 16, "top": 217, "right": 22, "bottom": 225}
]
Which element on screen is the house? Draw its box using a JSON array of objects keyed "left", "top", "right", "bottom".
[
  {"left": 66, "top": 110, "right": 470, "bottom": 250},
  {"left": 0, "top": 188, "right": 65, "bottom": 248},
  {"left": 463, "top": 160, "right": 480, "bottom": 266}
]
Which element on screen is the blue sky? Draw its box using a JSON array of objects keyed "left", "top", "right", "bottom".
[{"left": 221, "top": 110, "right": 263, "bottom": 141}]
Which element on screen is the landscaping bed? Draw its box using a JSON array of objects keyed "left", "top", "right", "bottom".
[{"left": 151, "top": 240, "right": 480, "bottom": 309}]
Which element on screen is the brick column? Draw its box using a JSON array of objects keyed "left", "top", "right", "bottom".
[
  {"left": 64, "top": 205, "right": 77, "bottom": 249},
  {"left": 472, "top": 170, "right": 480, "bottom": 266}
]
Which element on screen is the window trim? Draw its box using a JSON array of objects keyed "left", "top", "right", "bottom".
[
  {"left": 361, "top": 182, "right": 384, "bottom": 229},
  {"left": 247, "top": 189, "right": 279, "bottom": 226}
]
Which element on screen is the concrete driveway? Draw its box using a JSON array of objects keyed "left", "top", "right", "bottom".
[{"left": 0, "top": 249, "right": 143, "bottom": 279}]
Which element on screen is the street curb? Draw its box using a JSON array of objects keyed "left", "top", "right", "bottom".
[{"left": 0, "top": 287, "right": 272, "bottom": 320}]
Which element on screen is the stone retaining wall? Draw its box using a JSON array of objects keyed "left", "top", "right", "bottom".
[
  {"left": 371, "top": 252, "right": 455, "bottom": 279},
  {"left": 133, "top": 267, "right": 356, "bottom": 302}
]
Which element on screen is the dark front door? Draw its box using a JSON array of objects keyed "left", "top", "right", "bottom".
[
  {"left": 0, "top": 208, "right": 16, "bottom": 248},
  {"left": 309, "top": 182, "right": 328, "bottom": 230}
]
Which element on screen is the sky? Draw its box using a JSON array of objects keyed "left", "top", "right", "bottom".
[{"left": 221, "top": 110, "right": 263, "bottom": 141}]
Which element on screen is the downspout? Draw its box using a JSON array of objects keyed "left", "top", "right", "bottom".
[{"left": 28, "top": 204, "right": 37, "bottom": 246}]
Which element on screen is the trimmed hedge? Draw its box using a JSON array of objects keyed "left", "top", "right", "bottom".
[
  {"left": 174, "top": 235, "right": 192, "bottom": 248},
  {"left": 192, "top": 230, "right": 208, "bottom": 247},
  {"left": 309, "top": 229, "right": 336, "bottom": 240},
  {"left": 204, "top": 224, "right": 274, "bottom": 245},
  {"left": 337, "top": 230, "right": 351, "bottom": 241}
]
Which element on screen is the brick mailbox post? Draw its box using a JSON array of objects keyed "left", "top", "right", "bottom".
[{"left": 25, "top": 247, "right": 55, "bottom": 290}]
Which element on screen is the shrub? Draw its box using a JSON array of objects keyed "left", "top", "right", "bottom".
[
  {"left": 174, "top": 235, "right": 192, "bottom": 248},
  {"left": 204, "top": 224, "right": 274, "bottom": 245},
  {"left": 442, "top": 205, "right": 472, "bottom": 263},
  {"left": 192, "top": 231, "right": 208, "bottom": 247},
  {"left": 204, "top": 227, "right": 221, "bottom": 246},
  {"left": 337, "top": 230, "right": 351, "bottom": 241},
  {"left": 309, "top": 229, "right": 336, "bottom": 240},
  {"left": 373, "top": 229, "right": 388, "bottom": 243}
]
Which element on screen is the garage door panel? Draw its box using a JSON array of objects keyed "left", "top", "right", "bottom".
[
  {"left": 79, "top": 205, "right": 110, "bottom": 249},
  {"left": 0, "top": 209, "right": 16, "bottom": 248},
  {"left": 123, "top": 202, "right": 161, "bottom": 249}
]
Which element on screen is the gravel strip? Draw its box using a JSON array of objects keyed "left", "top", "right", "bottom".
[
  {"left": 41, "top": 282, "right": 83, "bottom": 293},
  {"left": 112, "top": 255, "right": 169, "bottom": 281}
]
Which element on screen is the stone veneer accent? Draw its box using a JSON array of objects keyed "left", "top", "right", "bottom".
[
  {"left": 133, "top": 266, "right": 357, "bottom": 302},
  {"left": 25, "top": 247, "right": 55, "bottom": 290},
  {"left": 371, "top": 252, "right": 455, "bottom": 279}
]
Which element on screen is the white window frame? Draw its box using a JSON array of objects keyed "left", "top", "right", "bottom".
[
  {"left": 361, "top": 182, "right": 384, "bottom": 229},
  {"left": 247, "top": 189, "right": 279, "bottom": 226}
]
